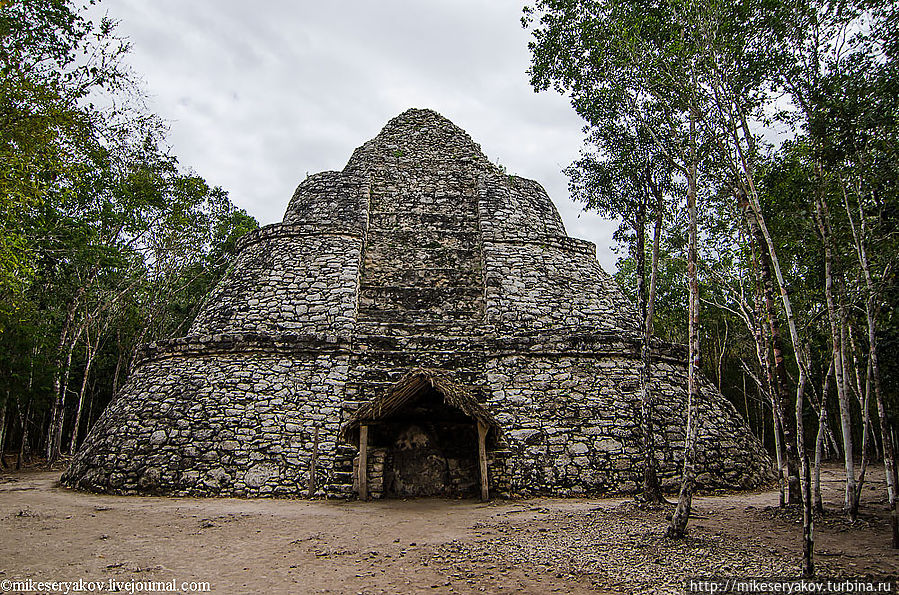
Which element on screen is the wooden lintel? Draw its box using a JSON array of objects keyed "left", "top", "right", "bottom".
[
  {"left": 359, "top": 424, "right": 369, "bottom": 501},
  {"left": 477, "top": 420, "right": 489, "bottom": 501}
]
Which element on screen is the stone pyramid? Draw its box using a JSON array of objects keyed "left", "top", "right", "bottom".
[{"left": 63, "top": 108, "right": 773, "bottom": 498}]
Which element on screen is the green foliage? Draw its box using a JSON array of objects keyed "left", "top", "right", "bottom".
[
  {"left": 524, "top": 0, "right": 899, "bottom": 453},
  {"left": 613, "top": 238, "right": 688, "bottom": 343},
  {"left": 0, "top": 0, "right": 258, "bottom": 460},
  {"left": 0, "top": 0, "right": 130, "bottom": 312}
]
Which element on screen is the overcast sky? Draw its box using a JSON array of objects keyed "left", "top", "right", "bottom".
[{"left": 97, "top": 0, "right": 622, "bottom": 270}]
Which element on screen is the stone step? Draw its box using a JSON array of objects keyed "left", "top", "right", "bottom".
[
  {"left": 361, "top": 267, "right": 482, "bottom": 287},
  {"left": 359, "top": 285, "right": 484, "bottom": 307},
  {"left": 367, "top": 193, "right": 479, "bottom": 214},
  {"left": 326, "top": 484, "right": 354, "bottom": 498},
  {"left": 365, "top": 228, "right": 481, "bottom": 247},
  {"left": 367, "top": 211, "right": 479, "bottom": 232},
  {"left": 331, "top": 471, "right": 354, "bottom": 484},
  {"left": 333, "top": 459, "right": 355, "bottom": 471},
  {"left": 357, "top": 307, "right": 484, "bottom": 323},
  {"left": 341, "top": 398, "right": 375, "bottom": 412},
  {"left": 362, "top": 246, "right": 482, "bottom": 274},
  {"left": 354, "top": 319, "right": 489, "bottom": 336}
]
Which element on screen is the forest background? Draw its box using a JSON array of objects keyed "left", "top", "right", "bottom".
[
  {"left": 1, "top": 0, "right": 897, "bottom": 564},
  {"left": 523, "top": 0, "right": 899, "bottom": 561}
]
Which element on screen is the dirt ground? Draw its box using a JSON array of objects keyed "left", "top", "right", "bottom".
[{"left": 1, "top": 464, "right": 896, "bottom": 594}]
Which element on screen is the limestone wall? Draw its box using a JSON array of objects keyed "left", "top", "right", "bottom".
[
  {"left": 482, "top": 239, "right": 637, "bottom": 334},
  {"left": 484, "top": 342, "right": 773, "bottom": 496},
  {"left": 63, "top": 345, "right": 350, "bottom": 497},
  {"left": 282, "top": 170, "right": 368, "bottom": 233},
  {"left": 478, "top": 173, "right": 639, "bottom": 335},
  {"left": 190, "top": 227, "right": 363, "bottom": 340},
  {"left": 478, "top": 173, "right": 566, "bottom": 241},
  {"left": 354, "top": 110, "right": 487, "bottom": 331}
]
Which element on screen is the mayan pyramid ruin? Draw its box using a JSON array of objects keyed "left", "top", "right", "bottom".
[{"left": 63, "top": 108, "right": 773, "bottom": 498}]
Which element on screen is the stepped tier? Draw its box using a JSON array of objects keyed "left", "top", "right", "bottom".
[{"left": 64, "top": 109, "right": 773, "bottom": 498}]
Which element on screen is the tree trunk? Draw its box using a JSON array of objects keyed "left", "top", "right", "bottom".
[
  {"left": 883, "top": 413, "right": 899, "bottom": 547},
  {"left": 759, "top": 386, "right": 765, "bottom": 443},
  {"left": 639, "top": 175, "right": 665, "bottom": 504},
  {"left": 86, "top": 376, "right": 98, "bottom": 430},
  {"left": 46, "top": 288, "right": 85, "bottom": 464},
  {"left": 16, "top": 397, "right": 32, "bottom": 470},
  {"left": 723, "top": 76, "right": 813, "bottom": 568},
  {"left": 668, "top": 114, "right": 699, "bottom": 538},
  {"left": 112, "top": 330, "right": 125, "bottom": 395},
  {"left": 0, "top": 395, "right": 9, "bottom": 470},
  {"left": 715, "top": 320, "right": 729, "bottom": 394},
  {"left": 772, "top": 395, "right": 787, "bottom": 508},
  {"left": 814, "top": 408, "right": 826, "bottom": 515},
  {"left": 747, "top": 239, "right": 785, "bottom": 507},
  {"left": 814, "top": 360, "right": 833, "bottom": 515},
  {"left": 742, "top": 373, "right": 750, "bottom": 423},
  {"left": 798, "top": 379, "right": 815, "bottom": 578},
  {"left": 744, "top": 201, "right": 799, "bottom": 504},
  {"left": 738, "top": 142, "right": 812, "bottom": 576},
  {"left": 69, "top": 327, "right": 98, "bottom": 454},
  {"left": 815, "top": 194, "right": 858, "bottom": 520},
  {"left": 850, "top": 354, "right": 872, "bottom": 519},
  {"left": 842, "top": 183, "right": 898, "bottom": 547},
  {"left": 844, "top": 310, "right": 872, "bottom": 494},
  {"left": 48, "top": 322, "right": 82, "bottom": 465},
  {"left": 764, "top": 267, "right": 800, "bottom": 505},
  {"left": 16, "top": 350, "right": 37, "bottom": 471}
]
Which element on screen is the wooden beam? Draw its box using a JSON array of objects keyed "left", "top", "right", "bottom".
[
  {"left": 477, "top": 421, "right": 489, "bottom": 501},
  {"left": 359, "top": 425, "right": 369, "bottom": 501},
  {"left": 308, "top": 424, "right": 319, "bottom": 498}
]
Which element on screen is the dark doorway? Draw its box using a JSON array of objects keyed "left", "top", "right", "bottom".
[{"left": 369, "top": 386, "right": 480, "bottom": 498}]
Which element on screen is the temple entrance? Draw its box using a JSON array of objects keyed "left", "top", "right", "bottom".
[
  {"left": 343, "top": 369, "right": 496, "bottom": 500},
  {"left": 375, "top": 388, "right": 480, "bottom": 498}
]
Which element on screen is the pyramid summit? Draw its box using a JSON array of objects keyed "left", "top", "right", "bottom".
[{"left": 63, "top": 108, "right": 773, "bottom": 498}]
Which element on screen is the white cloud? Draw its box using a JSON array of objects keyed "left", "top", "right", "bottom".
[{"left": 96, "top": 0, "right": 622, "bottom": 270}]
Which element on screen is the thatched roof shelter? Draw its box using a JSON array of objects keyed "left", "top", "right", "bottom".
[{"left": 341, "top": 369, "right": 499, "bottom": 443}]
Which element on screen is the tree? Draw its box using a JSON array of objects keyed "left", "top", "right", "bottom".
[
  {"left": 0, "top": 0, "right": 258, "bottom": 466},
  {"left": 525, "top": 0, "right": 713, "bottom": 536},
  {"left": 567, "top": 120, "right": 675, "bottom": 503},
  {"left": 0, "top": 0, "right": 129, "bottom": 316}
]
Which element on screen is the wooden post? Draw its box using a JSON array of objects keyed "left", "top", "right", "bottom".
[
  {"left": 359, "top": 424, "right": 369, "bottom": 501},
  {"left": 307, "top": 425, "right": 319, "bottom": 498},
  {"left": 477, "top": 421, "right": 489, "bottom": 501}
]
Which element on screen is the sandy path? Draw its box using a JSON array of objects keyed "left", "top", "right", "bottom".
[
  {"left": 1, "top": 466, "right": 896, "bottom": 594},
  {"left": 1, "top": 472, "right": 589, "bottom": 593}
]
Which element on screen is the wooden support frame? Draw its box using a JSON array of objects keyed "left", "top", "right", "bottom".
[
  {"left": 477, "top": 420, "right": 489, "bottom": 501},
  {"left": 308, "top": 424, "right": 319, "bottom": 498},
  {"left": 359, "top": 424, "right": 369, "bottom": 501}
]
